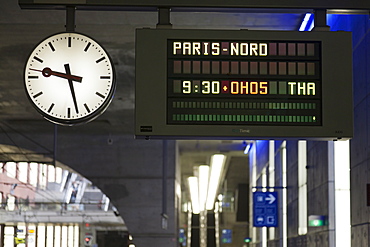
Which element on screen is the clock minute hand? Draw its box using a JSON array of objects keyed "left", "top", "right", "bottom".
[
  {"left": 29, "top": 68, "right": 82, "bottom": 83},
  {"left": 64, "top": 64, "right": 79, "bottom": 114}
]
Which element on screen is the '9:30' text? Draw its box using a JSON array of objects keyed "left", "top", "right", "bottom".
[{"left": 182, "top": 80, "right": 268, "bottom": 95}]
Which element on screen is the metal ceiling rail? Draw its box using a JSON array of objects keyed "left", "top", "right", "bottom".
[{"left": 18, "top": 0, "right": 370, "bottom": 12}]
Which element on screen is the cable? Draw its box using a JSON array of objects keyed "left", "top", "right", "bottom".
[{"left": 0, "top": 121, "right": 52, "bottom": 153}]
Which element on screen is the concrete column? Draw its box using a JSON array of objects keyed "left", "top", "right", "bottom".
[
  {"left": 327, "top": 142, "right": 335, "bottom": 247},
  {"left": 55, "top": 133, "right": 179, "bottom": 247}
]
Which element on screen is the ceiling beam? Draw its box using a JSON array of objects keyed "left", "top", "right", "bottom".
[{"left": 18, "top": 0, "right": 370, "bottom": 11}]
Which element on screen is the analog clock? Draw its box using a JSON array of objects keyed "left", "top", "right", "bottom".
[{"left": 24, "top": 32, "right": 116, "bottom": 125}]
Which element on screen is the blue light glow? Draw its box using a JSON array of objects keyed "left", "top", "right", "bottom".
[
  {"left": 244, "top": 143, "right": 252, "bottom": 154},
  {"left": 299, "top": 13, "right": 314, "bottom": 31}
]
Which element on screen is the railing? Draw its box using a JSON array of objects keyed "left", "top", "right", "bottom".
[
  {"left": 0, "top": 201, "right": 108, "bottom": 212},
  {"left": 0, "top": 201, "right": 124, "bottom": 225}
]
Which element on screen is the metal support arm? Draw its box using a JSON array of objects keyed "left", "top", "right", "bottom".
[
  {"left": 313, "top": 9, "right": 330, "bottom": 31},
  {"left": 66, "top": 6, "right": 76, "bottom": 32},
  {"left": 157, "top": 7, "right": 172, "bottom": 29}
]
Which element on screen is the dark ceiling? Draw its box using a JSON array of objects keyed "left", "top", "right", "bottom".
[
  {"left": 1, "top": 0, "right": 306, "bottom": 197},
  {"left": 0, "top": 1, "right": 306, "bottom": 225},
  {"left": 0, "top": 0, "right": 305, "bottom": 134}
]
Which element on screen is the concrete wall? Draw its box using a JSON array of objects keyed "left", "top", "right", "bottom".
[
  {"left": 327, "top": 14, "right": 370, "bottom": 247},
  {"left": 0, "top": 127, "right": 179, "bottom": 247},
  {"left": 247, "top": 14, "right": 369, "bottom": 247},
  {"left": 305, "top": 141, "right": 330, "bottom": 247},
  {"left": 286, "top": 140, "right": 298, "bottom": 241},
  {"left": 250, "top": 140, "right": 333, "bottom": 247},
  {"left": 57, "top": 133, "right": 179, "bottom": 247}
]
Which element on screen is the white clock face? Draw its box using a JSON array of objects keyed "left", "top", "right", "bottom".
[{"left": 24, "top": 32, "right": 116, "bottom": 125}]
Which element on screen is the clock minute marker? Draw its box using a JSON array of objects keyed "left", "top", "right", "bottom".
[
  {"left": 47, "top": 103, "right": 55, "bottom": 113},
  {"left": 33, "top": 56, "right": 43, "bottom": 63},
  {"left": 96, "top": 92, "right": 105, "bottom": 98},
  {"left": 96, "top": 57, "right": 106, "bottom": 63},
  {"left": 84, "top": 42, "right": 91, "bottom": 52},
  {"left": 48, "top": 42, "right": 55, "bottom": 52},
  {"left": 33, "top": 91, "right": 43, "bottom": 98},
  {"left": 84, "top": 103, "right": 91, "bottom": 113}
]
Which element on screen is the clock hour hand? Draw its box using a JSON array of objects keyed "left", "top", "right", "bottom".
[
  {"left": 64, "top": 64, "right": 79, "bottom": 114},
  {"left": 29, "top": 68, "right": 82, "bottom": 83}
]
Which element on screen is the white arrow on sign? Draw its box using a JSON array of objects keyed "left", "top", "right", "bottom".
[{"left": 265, "top": 193, "right": 276, "bottom": 204}]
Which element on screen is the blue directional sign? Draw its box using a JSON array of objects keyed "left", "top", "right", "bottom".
[
  {"left": 221, "top": 229, "right": 232, "bottom": 243},
  {"left": 253, "top": 191, "right": 278, "bottom": 227}
]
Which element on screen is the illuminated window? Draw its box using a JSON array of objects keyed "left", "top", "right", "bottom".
[
  {"left": 5, "top": 162, "right": 16, "bottom": 178},
  {"left": 74, "top": 225, "right": 79, "bottom": 247},
  {"left": 28, "top": 225, "right": 36, "bottom": 247},
  {"left": 48, "top": 165, "right": 55, "bottom": 182},
  {"left": 46, "top": 225, "right": 54, "bottom": 247},
  {"left": 18, "top": 162, "right": 28, "bottom": 183},
  {"left": 6, "top": 195, "right": 16, "bottom": 211},
  {"left": 55, "top": 167, "right": 63, "bottom": 184},
  {"left": 4, "top": 226, "right": 14, "bottom": 247},
  {"left": 54, "top": 226, "right": 61, "bottom": 247},
  {"left": 39, "top": 164, "right": 47, "bottom": 190},
  {"left": 102, "top": 194, "right": 110, "bottom": 211},
  {"left": 60, "top": 170, "right": 70, "bottom": 192},
  {"left": 68, "top": 225, "right": 75, "bottom": 247},
  {"left": 61, "top": 226, "right": 68, "bottom": 247},
  {"left": 37, "top": 225, "right": 45, "bottom": 247},
  {"left": 16, "top": 224, "right": 26, "bottom": 247},
  {"left": 29, "top": 162, "right": 38, "bottom": 187}
]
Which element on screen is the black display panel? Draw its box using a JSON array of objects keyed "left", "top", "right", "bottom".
[
  {"left": 135, "top": 29, "right": 353, "bottom": 140},
  {"left": 167, "top": 40, "right": 321, "bottom": 126}
]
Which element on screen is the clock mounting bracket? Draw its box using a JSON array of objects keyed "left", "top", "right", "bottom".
[{"left": 65, "top": 5, "right": 76, "bottom": 32}]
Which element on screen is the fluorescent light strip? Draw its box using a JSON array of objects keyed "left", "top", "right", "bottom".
[
  {"left": 198, "top": 165, "right": 210, "bottom": 211},
  {"left": 298, "top": 141, "right": 308, "bottom": 235},
  {"left": 262, "top": 169, "right": 267, "bottom": 247},
  {"left": 188, "top": 176, "right": 200, "bottom": 214},
  {"left": 206, "top": 154, "right": 226, "bottom": 210},
  {"left": 282, "top": 141, "right": 288, "bottom": 247},
  {"left": 268, "top": 140, "right": 276, "bottom": 240},
  {"left": 308, "top": 21, "right": 314, "bottom": 31},
  {"left": 299, "top": 13, "right": 313, "bottom": 31},
  {"left": 334, "top": 140, "right": 351, "bottom": 247},
  {"left": 244, "top": 143, "right": 252, "bottom": 154}
]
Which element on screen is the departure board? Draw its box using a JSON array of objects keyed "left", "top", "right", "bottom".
[
  {"left": 135, "top": 29, "right": 353, "bottom": 140},
  {"left": 167, "top": 40, "right": 321, "bottom": 126}
]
